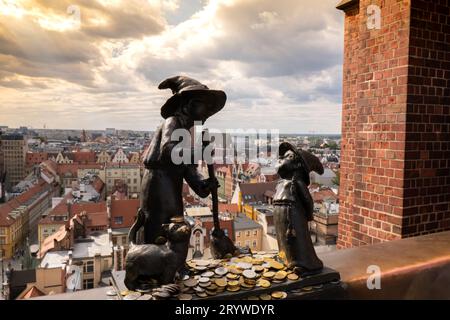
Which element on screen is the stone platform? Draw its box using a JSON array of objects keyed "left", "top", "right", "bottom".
[{"left": 110, "top": 266, "right": 346, "bottom": 300}]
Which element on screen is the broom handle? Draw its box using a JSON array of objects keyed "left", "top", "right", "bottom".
[
  {"left": 207, "top": 163, "right": 221, "bottom": 230},
  {"left": 203, "top": 129, "right": 221, "bottom": 230}
]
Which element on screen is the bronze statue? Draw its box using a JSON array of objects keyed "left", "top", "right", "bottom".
[
  {"left": 124, "top": 217, "right": 191, "bottom": 290},
  {"left": 128, "top": 76, "right": 225, "bottom": 245},
  {"left": 273, "top": 142, "right": 324, "bottom": 276}
]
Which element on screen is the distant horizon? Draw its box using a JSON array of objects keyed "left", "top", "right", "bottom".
[{"left": 1, "top": 125, "right": 341, "bottom": 137}]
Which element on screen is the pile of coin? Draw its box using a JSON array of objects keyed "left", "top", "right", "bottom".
[
  {"left": 177, "top": 252, "right": 299, "bottom": 299},
  {"left": 118, "top": 252, "right": 301, "bottom": 300}
]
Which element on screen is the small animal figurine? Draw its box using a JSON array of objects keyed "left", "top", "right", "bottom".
[
  {"left": 273, "top": 142, "right": 324, "bottom": 276},
  {"left": 124, "top": 217, "right": 191, "bottom": 290}
]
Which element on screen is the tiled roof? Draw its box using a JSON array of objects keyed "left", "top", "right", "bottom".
[
  {"left": 233, "top": 213, "right": 263, "bottom": 231},
  {"left": 39, "top": 197, "right": 106, "bottom": 225},
  {"left": 38, "top": 224, "right": 68, "bottom": 258},
  {"left": 110, "top": 198, "right": 139, "bottom": 229},
  {"left": 239, "top": 181, "right": 277, "bottom": 203},
  {"left": 0, "top": 179, "right": 50, "bottom": 226},
  {"left": 18, "top": 285, "right": 46, "bottom": 299},
  {"left": 312, "top": 189, "right": 338, "bottom": 203}
]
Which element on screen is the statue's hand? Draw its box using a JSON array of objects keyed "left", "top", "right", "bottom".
[{"left": 202, "top": 177, "right": 220, "bottom": 193}]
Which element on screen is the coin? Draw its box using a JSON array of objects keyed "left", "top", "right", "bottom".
[
  {"left": 123, "top": 292, "right": 142, "bottom": 300},
  {"left": 259, "top": 294, "right": 272, "bottom": 300},
  {"left": 215, "top": 267, "right": 228, "bottom": 276},
  {"left": 247, "top": 296, "right": 259, "bottom": 300},
  {"left": 242, "top": 270, "right": 257, "bottom": 279},
  {"left": 199, "top": 277, "right": 210, "bottom": 283},
  {"left": 196, "top": 292, "right": 208, "bottom": 298},
  {"left": 153, "top": 290, "right": 171, "bottom": 299},
  {"left": 313, "top": 284, "right": 324, "bottom": 289},
  {"left": 106, "top": 290, "right": 117, "bottom": 296},
  {"left": 120, "top": 290, "right": 130, "bottom": 296},
  {"left": 137, "top": 294, "right": 153, "bottom": 300},
  {"left": 194, "top": 265, "right": 207, "bottom": 271},
  {"left": 178, "top": 293, "right": 193, "bottom": 300},
  {"left": 183, "top": 278, "right": 198, "bottom": 287},
  {"left": 269, "top": 260, "right": 284, "bottom": 270},
  {"left": 199, "top": 281, "right": 211, "bottom": 288},
  {"left": 274, "top": 271, "right": 287, "bottom": 280},
  {"left": 229, "top": 268, "right": 243, "bottom": 275},
  {"left": 202, "top": 271, "right": 214, "bottom": 278},
  {"left": 257, "top": 279, "right": 271, "bottom": 288},
  {"left": 262, "top": 271, "right": 275, "bottom": 279},
  {"left": 287, "top": 273, "right": 299, "bottom": 281},
  {"left": 206, "top": 284, "right": 218, "bottom": 291},
  {"left": 237, "top": 262, "right": 253, "bottom": 270},
  {"left": 215, "top": 278, "right": 227, "bottom": 287},
  {"left": 253, "top": 265, "right": 265, "bottom": 273},
  {"left": 271, "top": 291, "right": 287, "bottom": 299},
  {"left": 182, "top": 274, "right": 190, "bottom": 281},
  {"left": 227, "top": 280, "right": 239, "bottom": 287},
  {"left": 226, "top": 286, "right": 240, "bottom": 292},
  {"left": 194, "top": 260, "right": 211, "bottom": 266},
  {"left": 226, "top": 273, "right": 239, "bottom": 280},
  {"left": 302, "top": 286, "right": 313, "bottom": 291},
  {"left": 206, "top": 290, "right": 217, "bottom": 296},
  {"left": 241, "top": 282, "right": 255, "bottom": 289},
  {"left": 137, "top": 287, "right": 152, "bottom": 294}
]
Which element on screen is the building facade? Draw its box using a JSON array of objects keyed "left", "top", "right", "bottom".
[{"left": 1, "top": 134, "right": 28, "bottom": 190}]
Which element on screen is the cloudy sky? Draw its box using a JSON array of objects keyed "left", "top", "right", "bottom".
[{"left": 0, "top": 0, "right": 344, "bottom": 134}]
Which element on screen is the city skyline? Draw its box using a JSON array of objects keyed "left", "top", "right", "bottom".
[{"left": 0, "top": 0, "right": 343, "bottom": 134}]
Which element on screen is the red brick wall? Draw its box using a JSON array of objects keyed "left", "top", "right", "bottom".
[
  {"left": 403, "top": 0, "right": 450, "bottom": 236},
  {"left": 338, "top": 0, "right": 450, "bottom": 248}
]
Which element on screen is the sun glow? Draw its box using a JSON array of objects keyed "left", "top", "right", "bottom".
[{"left": 0, "top": 0, "right": 26, "bottom": 18}]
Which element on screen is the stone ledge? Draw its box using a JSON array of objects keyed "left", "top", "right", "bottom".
[
  {"left": 31, "top": 231, "right": 450, "bottom": 299},
  {"left": 336, "top": 0, "right": 359, "bottom": 11},
  {"left": 319, "top": 231, "right": 450, "bottom": 299}
]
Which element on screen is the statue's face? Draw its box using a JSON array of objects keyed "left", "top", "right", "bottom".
[
  {"left": 187, "top": 98, "right": 209, "bottom": 122},
  {"left": 276, "top": 150, "right": 300, "bottom": 179}
]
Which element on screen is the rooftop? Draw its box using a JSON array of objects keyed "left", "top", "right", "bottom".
[
  {"left": 233, "top": 213, "right": 263, "bottom": 231},
  {"left": 72, "top": 232, "right": 112, "bottom": 259},
  {"left": 40, "top": 250, "right": 70, "bottom": 268}
]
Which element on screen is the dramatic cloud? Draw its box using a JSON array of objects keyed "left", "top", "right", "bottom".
[{"left": 0, "top": 0, "right": 344, "bottom": 133}]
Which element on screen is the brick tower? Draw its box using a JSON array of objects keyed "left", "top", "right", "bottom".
[{"left": 336, "top": 0, "right": 450, "bottom": 248}]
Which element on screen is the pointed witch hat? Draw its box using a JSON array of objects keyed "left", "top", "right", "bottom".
[
  {"left": 158, "top": 75, "right": 226, "bottom": 119},
  {"left": 278, "top": 142, "right": 324, "bottom": 175}
]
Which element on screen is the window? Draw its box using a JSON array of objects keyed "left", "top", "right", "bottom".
[
  {"left": 114, "top": 216, "right": 123, "bottom": 225},
  {"left": 122, "top": 236, "right": 127, "bottom": 244},
  {"left": 83, "top": 279, "right": 94, "bottom": 290},
  {"left": 253, "top": 230, "right": 257, "bottom": 236},
  {"left": 246, "top": 230, "right": 250, "bottom": 237},
  {"left": 236, "top": 231, "right": 241, "bottom": 238},
  {"left": 252, "top": 240, "right": 257, "bottom": 248},
  {"left": 83, "top": 260, "right": 94, "bottom": 273},
  {"left": 245, "top": 240, "right": 250, "bottom": 247}
]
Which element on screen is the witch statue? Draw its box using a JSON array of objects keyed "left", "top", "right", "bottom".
[
  {"left": 273, "top": 142, "right": 324, "bottom": 276},
  {"left": 128, "top": 76, "right": 224, "bottom": 245}
]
